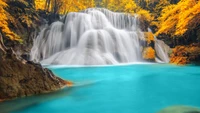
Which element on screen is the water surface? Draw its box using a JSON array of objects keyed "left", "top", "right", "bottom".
[{"left": 1, "top": 64, "right": 200, "bottom": 113}]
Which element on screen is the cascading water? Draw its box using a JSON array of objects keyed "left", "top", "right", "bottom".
[
  {"left": 147, "top": 28, "right": 170, "bottom": 63},
  {"left": 30, "top": 8, "right": 169, "bottom": 65},
  {"left": 155, "top": 38, "right": 170, "bottom": 63}
]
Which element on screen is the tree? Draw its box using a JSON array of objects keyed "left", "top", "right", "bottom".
[
  {"left": 35, "top": 0, "right": 95, "bottom": 14},
  {"left": 100, "top": 0, "right": 153, "bottom": 21},
  {"left": 35, "top": 0, "right": 45, "bottom": 10},
  {"left": 0, "top": 0, "right": 20, "bottom": 41},
  {"left": 156, "top": 0, "right": 200, "bottom": 37}
]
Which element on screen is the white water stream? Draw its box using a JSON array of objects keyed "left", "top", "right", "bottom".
[{"left": 30, "top": 8, "right": 169, "bottom": 65}]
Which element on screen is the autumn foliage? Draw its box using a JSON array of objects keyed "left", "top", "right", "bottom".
[
  {"left": 34, "top": 0, "right": 153, "bottom": 23},
  {"left": 170, "top": 44, "right": 200, "bottom": 65},
  {"left": 100, "top": 0, "right": 154, "bottom": 22},
  {"left": 35, "top": 0, "right": 95, "bottom": 14},
  {"left": 0, "top": 0, "right": 20, "bottom": 41},
  {"left": 156, "top": 0, "right": 200, "bottom": 36},
  {"left": 144, "top": 32, "right": 155, "bottom": 44},
  {"left": 143, "top": 47, "right": 155, "bottom": 61},
  {"left": 1, "top": 0, "right": 200, "bottom": 65},
  {"left": 35, "top": 0, "right": 45, "bottom": 10}
]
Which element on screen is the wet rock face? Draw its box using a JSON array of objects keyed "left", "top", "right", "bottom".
[{"left": 0, "top": 35, "right": 67, "bottom": 101}]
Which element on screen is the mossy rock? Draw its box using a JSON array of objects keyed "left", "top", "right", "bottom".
[{"left": 157, "top": 106, "right": 200, "bottom": 113}]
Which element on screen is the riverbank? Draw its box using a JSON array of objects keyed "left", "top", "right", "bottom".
[{"left": 0, "top": 34, "right": 71, "bottom": 101}]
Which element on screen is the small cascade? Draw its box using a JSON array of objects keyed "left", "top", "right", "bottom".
[
  {"left": 30, "top": 8, "right": 169, "bottom": 65},
  {"left": 155, "top": 39, "right": 170, "bottom": 63},
  {"left": 147, "top": 28, "right": 170, "bottom": 63}
]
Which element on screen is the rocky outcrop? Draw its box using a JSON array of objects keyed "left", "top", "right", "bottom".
[
  {"left": 0, "top": 34, "right": 70, "bottom": 101},
  {"left": 0, "top": 1, "right": 70, "bottom": 101}
]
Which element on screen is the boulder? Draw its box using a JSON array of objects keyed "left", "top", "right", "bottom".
[{"left": 0, "top": 34, "right": 70, "bottom": 101}]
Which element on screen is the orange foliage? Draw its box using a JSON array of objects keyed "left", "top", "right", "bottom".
[
  {"left": 101, "top": 0, "right": 154, "bottom": 22},
  {"left": 156, "top": 0, "right": 200, "bottom": 36},
  {"left": 35, "top": 0, "right": 95, "bottom": 14},
  {"left": 137, "top": 9, "right": 154, "bottom": 22},
  {"left": 170, "top": 46, "right": 189, "bottom": 65},
  {"left": 0, "top": 0, "right": 20, "bottom": 41},
  {"left": 34, "top": 0, "right": 153, "bottom": 21},
  {"left": 170, "top": 57, "right": 188, "bottom": 65},
  {"left": 170, "top": 44, "right": 200, "bottom": 65},
  {"left": 153, "top": 0, "right": 170, "bottom": 16},
  {"left": 59, "top": 0, "right": 95, "bottom": 13},
  {"left": 35, "top": 0, "right": 45, "bottom": 10},
  {"left": 143, "top": 47, "right": 155, "bottom": 60},
  {"left": 144, "top": 32, "right": 155, "bottom": 44}
]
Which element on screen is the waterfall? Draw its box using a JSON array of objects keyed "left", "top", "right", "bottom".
[
  {"left": 147, "top": 28, "right": 170, "bottom": 63},
  {"left": 30, "top": 8, "right": 169, "bottom": 65},
  {"left": 155, "top": 39, "right": 170, "bottom": 63}
]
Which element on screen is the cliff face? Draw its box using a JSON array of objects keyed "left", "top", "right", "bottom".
[{"left": 0, "top": 34, "right": 68, "bottom": 101}]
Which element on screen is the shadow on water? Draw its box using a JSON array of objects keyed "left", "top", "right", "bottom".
[
  {"left": 0, "top": 82, "right": 94, "bottom": 113},
  {"left": 0, "top": 88, "right": 72, "bottom": 113}
]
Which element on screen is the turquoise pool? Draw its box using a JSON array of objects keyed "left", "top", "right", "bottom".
[{"left": 1, "top": 64, "right": 200, "bottom": 113}]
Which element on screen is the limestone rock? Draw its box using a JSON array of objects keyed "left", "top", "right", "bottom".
[{"left": 0, "top": 34, "right": 68, "bottom": 101}]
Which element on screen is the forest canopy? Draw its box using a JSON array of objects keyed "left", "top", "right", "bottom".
[
  {"left": 35, "top": 0, "right": 152, "bottom": 19},
  {"left": 0, "top": 0, "right": 200, "bottom": 43},
  {"left": 34, "top": 0, "right": 200, "bottom": 40},
  {"left": 156, "top": 0, "right": 200, "bottom": 37}
]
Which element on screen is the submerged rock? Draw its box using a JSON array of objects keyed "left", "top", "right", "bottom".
[
  {"left": 157, "top": 105, "right": 200, "bottom": 113},
  {"left": 0, "top": 34, "right": 68, "bottom": 101}
]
